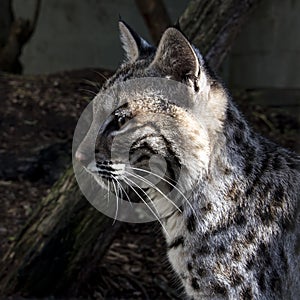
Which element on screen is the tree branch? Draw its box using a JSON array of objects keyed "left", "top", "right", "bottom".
[
  {"left": 0, "top": 0, "right": 42, "bottom": 73},
  {"left": 27, "top": 0, "right": 42, "bottom": 42}
]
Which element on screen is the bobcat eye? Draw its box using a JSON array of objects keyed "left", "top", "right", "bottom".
[{"left": 117, "top": 115, "right": 127, "bottom": 128}]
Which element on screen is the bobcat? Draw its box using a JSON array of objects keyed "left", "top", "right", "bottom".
[{"left": 75, "top": 21, "right": 300, "bottom": 299}]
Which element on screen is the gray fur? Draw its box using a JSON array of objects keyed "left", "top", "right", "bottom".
[{"left": 76, "top": 22, "right": 300, "bottom": 299}]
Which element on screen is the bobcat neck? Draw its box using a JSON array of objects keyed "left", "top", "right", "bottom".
[{"left": 163, "top": 102, "right": 299, "bottom": 299}]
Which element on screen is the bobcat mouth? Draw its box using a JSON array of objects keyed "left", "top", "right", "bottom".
[
  {"left": 85, "top": 158, "right": 183, "bottom": 218},
  {"left": 86, "top": 160, "right": 126, "bottom": 180}
]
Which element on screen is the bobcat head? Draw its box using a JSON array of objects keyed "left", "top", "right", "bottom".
[{"left": 74, "top": 21, "right": 228, "bottom": 222}]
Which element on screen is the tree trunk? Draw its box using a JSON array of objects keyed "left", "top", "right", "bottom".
[
  {"left": 180, "top": 0, "right": 261, "bottom": 70},
  {"left": 0, "top": 0, "right": 261, "bottom": 297},
  {"left": 0, "top": 167, "right": 121, "bottom": 296}
]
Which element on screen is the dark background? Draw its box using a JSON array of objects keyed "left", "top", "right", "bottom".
[{"left": 0, "top": 0, "right": 299, "bottom": 299}]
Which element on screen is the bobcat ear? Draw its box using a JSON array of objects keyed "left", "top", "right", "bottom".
[
  {"left": 119, "top": 20, "right": 154, "bottom": 62},
  {"left": 150, "top": 28, "right": 200, "bottom": 81}
]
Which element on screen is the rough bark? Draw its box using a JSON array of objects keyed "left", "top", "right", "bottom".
[
  {"left": 180, "top": 0, "right": 262, "bottom": 70},
  {"left": 0, "top": 0, "right": 261, "bottom": 297}
]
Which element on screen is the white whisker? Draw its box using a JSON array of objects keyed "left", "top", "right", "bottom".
[
  {"left": 125, "top": 170, "right": 182, "bottom": 213},
  {"left": 79, "top": 88, "right": 98, "bottom": 96},
  {"left": 93, "top": 70, "right": 109, "bottom": 81},
  {"left": 82, "top": 78, "right": 101, "bottom": 90},
  {"left": 106, "top": 178, "right": 110, "bottom": 207},
  {"left": 112, "top": 175, "right": 133, "bottom": 208},
  {"left": 122, "top": 176, "right": 169, "bottom": 237},
  {"left": 111, "top": 180, "right": 119, "bottom": 224},
  {"left": 128, "top": 166, "right": 199, "bottom": 223},
  {"left": 122, "top": 174, "right": 160, "bottom": 217}
]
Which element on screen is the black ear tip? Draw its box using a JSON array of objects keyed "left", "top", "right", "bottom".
[
  {"left": 118, "top": 19, "right": 142, "bottom": 44},
  {"left": 118, "top": 19, "right": 134, "bottom": 33}
]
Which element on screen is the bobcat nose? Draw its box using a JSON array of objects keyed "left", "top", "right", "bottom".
[{"left": 75, "top": 150, "right": 91, "bottom": 167}]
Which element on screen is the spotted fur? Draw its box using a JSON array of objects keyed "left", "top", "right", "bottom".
[{"left": 76, "top": 21, "right": 300, "bottom": 299}]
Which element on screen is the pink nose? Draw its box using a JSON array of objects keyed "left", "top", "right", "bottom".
[{"left": 75, "top": 150, "right": 88, "bottom": 163}]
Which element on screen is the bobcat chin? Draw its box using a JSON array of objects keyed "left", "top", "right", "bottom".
[{"left": 75, "top": 21, "right": 300, "bottom": 299}]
